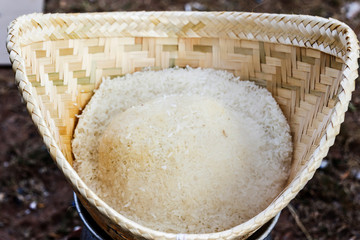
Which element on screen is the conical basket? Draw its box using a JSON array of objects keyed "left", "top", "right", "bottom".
[{"left": 7, "top": 12, "right": 359, "bottom": 240}]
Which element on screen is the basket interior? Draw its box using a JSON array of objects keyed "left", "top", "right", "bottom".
[{"left": 21, "top": 36, "right": 344, "bottom": 182}]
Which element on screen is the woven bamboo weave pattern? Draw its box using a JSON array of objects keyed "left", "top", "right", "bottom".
[
  {"left": 21, "top": 37, "right": 344, "bottom": 176},
  {"left": 7, "top": 12, "right": 359, "bottom": 240}
]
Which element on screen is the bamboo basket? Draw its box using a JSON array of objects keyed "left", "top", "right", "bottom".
[{"left": 7, "top": 12, "right": 359, "bottom": 240}]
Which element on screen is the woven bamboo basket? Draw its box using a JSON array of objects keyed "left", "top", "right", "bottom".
[{"left": 7, "top": 12, "right": 359, "bottom": 240}]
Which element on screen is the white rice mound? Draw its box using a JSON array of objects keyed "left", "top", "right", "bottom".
[{"left": 72, "top": 67, "right": 292, "bottom": 234}]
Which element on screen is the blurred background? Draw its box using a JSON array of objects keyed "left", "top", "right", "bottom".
[{"left": 0, "top": 0, "right": 360, "bottom": 239}]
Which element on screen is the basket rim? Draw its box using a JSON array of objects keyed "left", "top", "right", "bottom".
[{"left": 6, "top": 11, "right": 359, "bottom": 240}]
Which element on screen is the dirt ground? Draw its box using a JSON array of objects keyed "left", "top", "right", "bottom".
[{"left": 0, "top": 0, "right": 359, "bottom": 239}]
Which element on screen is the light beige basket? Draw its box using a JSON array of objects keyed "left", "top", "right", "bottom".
[{"left": 7, "top": 12, "right": 359, "bottom": 239}]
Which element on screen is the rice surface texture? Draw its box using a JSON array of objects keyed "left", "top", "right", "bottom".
[{"left": 72, "top": 67, "right": 292, "bottom": 234}]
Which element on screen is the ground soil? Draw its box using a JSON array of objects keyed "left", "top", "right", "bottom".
[{"left": 0, "top": 0, "right": 359, "bottom": 239}]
